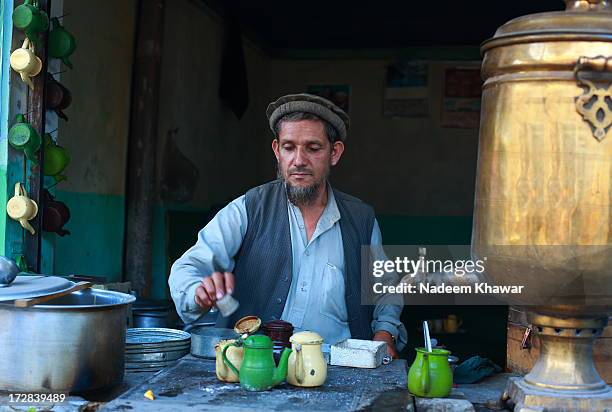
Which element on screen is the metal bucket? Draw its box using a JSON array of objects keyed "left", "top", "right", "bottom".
[{"left": 0, "top": 288, "right": 135, "bottom": 393}]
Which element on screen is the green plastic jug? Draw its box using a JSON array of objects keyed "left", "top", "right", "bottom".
[
  {"left": 43, "top": 134, "right": 70, "bottom": 181},
  {"left": 48, "top": 18, "right": 76, "bottom": 69},
  {"left": 222, "top": 335, "right": 291, "bottom": 391},
  {"left": 8, "top": 114, "right": 41, "bottom": 163},
  {"left": 12, "top": 0, "right": 49, "bottom": 45},
  {"left": 408, "top": 348, "right": 453, "bottom": 398}
]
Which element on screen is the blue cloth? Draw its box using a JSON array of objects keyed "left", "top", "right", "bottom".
[{"left": 169, "top": 185, "right": 407, "bottom": 350}]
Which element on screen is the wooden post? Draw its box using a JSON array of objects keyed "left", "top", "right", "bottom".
[
  {"left": 123, "top": 0, "right": 165, "bottom": 297},
  {"left": 24, "top": 0, "right": 51, "bottom": 273}
]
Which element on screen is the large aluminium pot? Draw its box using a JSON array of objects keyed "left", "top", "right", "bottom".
[{"left": 0, "top": 288, "right": 135, "bottom": 393}]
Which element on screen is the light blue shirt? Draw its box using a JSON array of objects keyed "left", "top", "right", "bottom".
[{"left": 169, "top": 186, "right": 407, "bottom": 350}]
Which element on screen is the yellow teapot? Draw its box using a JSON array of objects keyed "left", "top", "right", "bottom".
[
  {"left": 287, "top": 331, "right": 327, "bottom": 387},
  {"left": 10, "top": 38, "right": 42, "bottom": 90},
  {"left": 6, "top": 182, "right": 38, "bottom": 235},
  {"left": 215, "top": 339, "right": 243, "bottom": 383}
]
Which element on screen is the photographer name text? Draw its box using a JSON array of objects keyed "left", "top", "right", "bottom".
[{"left": 373, "top": 282, "right": 525, "bottom": 295}]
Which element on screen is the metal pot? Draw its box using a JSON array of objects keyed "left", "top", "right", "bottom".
[
  {"left": 132, "top": 299, "right": 178, "bottom": 329},
  {"left": 0, "top": 288, "right": 134, "bottom": 393}
]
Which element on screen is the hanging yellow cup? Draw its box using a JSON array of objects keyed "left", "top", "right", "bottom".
[
  {"left": 10, "top": 38, "right": 42, "bottom": 90},
  {"left": 7, "top": 182, "right": 38, "bottom": 235}
]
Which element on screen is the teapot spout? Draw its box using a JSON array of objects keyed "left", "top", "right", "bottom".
[{"left": 272, "top": 347, "right": 292, "bottom": 386}]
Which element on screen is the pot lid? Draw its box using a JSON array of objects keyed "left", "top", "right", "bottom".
[
  {"left": 290, "top": 330, "right": 324, "bottom": 345},
  {"left": 234, "top": 315, "right": 261, "bottom": 335},
  {"left": 0, "top": 275, "right": 73, "bottom": 302},
  {"left": 482, "top": 1, "right": 612, "bottom": 52}
]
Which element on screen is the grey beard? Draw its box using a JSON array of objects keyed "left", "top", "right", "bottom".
[
  {"left": 287, "top": 181, "right": 321, "bottom": 206},
  {"left": 277, "top": 166, "right": 325, "bottom": 206}
]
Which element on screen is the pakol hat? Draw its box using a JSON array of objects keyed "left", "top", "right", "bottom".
[{"left": 266, "top": 93, "right": 349, "bottom": 142}]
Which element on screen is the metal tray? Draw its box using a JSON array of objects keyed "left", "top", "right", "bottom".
[{"left": 126, "top": 328, "right": 191, "bottom": 372}]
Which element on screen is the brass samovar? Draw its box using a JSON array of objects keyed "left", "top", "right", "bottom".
[{"left": 473, "top": 1, "right": 612, "bottom": 410}]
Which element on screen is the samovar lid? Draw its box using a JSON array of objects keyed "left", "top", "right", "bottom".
[{"left": 482, "top": 0, "right": 612, "bottom": 53}]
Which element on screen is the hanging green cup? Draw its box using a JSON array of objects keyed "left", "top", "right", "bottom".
[
  {"left": 8, "top": 114, "right": 41, "bottom": 163},
  {"left": 12, "top": 0, "right": 49, "bottom": 45},
  {"left": 48, "top": 17, "right": 76, "bottom": 69},
  {"left": 43, "top": 133, "right": 70, "bottom": 181}
]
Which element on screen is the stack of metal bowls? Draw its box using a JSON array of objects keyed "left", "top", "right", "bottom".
[{"left": 125, "top": 328, "right": 191, "bottom": 372}]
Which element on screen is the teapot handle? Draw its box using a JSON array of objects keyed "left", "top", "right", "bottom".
[
  {"left": 421, "top": 352, "right": 430, "bottom": 395},
  {"left": 222, "top": 342, "right": 240, "bottom": 378},
  {"left": 295, "top": 344, "right": 304, "bottom": 384}
]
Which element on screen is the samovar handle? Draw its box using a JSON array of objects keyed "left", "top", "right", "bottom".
[
  {"left": 573, "top": 56, "right": 612, "bottom": 141},
  {"left": 574, "top": 55, "right": 612, "bottom": 73}
]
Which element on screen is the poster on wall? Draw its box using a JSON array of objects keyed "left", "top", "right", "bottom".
[
  {"left": 440, "top": 64, "right": 483, "bottom": 128},
  {"left": 383, "top": 60, "right": 429, "bottom": 118},
  {"left": 307, "top": 84, "right": 350, "bottom": 113}
]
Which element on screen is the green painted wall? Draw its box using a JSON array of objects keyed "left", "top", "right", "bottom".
[{"left": 54, "top": 191, "right": 125, "bottom": 280}]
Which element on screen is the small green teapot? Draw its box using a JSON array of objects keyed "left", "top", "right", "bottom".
[
  {"left": 408, "top": 348, "right": 453, "bottom": 398},
  {"left": 222, "top": 335, "right": 291, "bottom": 391},
  {"left": 48, "top": 18, "right": 76, "bottom": 69},
  {"left": 43, "top": 134, "right": 70, "bottom": 182},
  {"left": 12, "top": 0, "right": 49, "bottom": 46},
  {"left": 8, "top": 114, "right": 41, "bottom": 163}
]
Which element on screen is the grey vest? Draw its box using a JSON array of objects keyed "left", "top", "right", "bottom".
[{"left": 215, "top": 180, "right": 376, "bottom": 339}]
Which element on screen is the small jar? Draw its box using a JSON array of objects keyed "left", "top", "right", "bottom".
[{"left": 261, "top": 320, "right": 294, "bottom": 362}]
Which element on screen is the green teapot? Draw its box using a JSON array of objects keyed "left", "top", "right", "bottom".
[
  {"left": 408, "top": 348, "right": 453, "bottom": 398},
  {"left": 222, "top": 335, "right": 291, "bottom": 391},
  {"left": 43, "top": 134, "right": 70, "bottom": 182},
  {"left": 8, "top": 114, "right": 41, "bottom": 163},
  {"left": 48, "top": 18, "right": 76, "bottom": 69},
  {"left": 12, "top": 0, "right": 49, "bottom": 46}
]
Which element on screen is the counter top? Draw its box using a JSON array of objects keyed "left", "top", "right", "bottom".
[
  {"left": 101, "top": 355, "right": 408, "bottom": 411},
  {"left": 0, "top": 356, "right": 513, "bottom": 411}
]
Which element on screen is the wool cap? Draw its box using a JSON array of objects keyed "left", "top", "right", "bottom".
[{"left": 266, "top": 93, "right": 350, "bottom": 141}]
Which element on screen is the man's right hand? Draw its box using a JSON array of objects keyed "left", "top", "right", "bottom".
[{"left": 194, "top": 271, "right": 235, "bottom": 310}]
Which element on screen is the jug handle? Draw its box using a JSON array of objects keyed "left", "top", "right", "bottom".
[
  {"left": 295, "top": 344, "right": 304, "bottom": 384},
  {"left": 222, "top": 343, "right": 240, "bottom": 378},
  {"left": 421, "top": 352, "right": 430, "bottom": 395}
]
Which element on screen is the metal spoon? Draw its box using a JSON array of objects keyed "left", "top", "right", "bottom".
[{"left": 423, "top": 320, "right": 432, "bottom": 352}]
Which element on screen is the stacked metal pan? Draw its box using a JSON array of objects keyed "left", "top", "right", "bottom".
[{"left": 125, "top": 328, "right": 191, "bottom": 372}]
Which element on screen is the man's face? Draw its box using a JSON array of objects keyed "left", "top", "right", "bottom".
[{"left": 272, "top": 120, "right": 344, "bottom": 204}]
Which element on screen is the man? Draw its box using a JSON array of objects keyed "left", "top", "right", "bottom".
[{"left": 169, "top": 93, "right": 406, "bottom": 356}]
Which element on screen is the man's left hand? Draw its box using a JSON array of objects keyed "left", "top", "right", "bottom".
[{"left": 373, "top": 331, "right": 398, "bottom": 359}]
